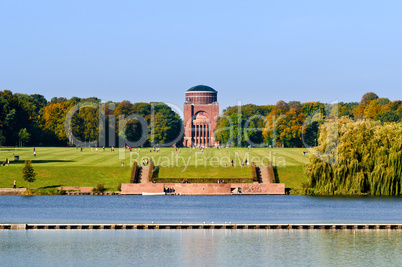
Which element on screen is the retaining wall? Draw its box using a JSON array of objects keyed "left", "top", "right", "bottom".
[
  {"left": 121, "top": 183, "right": 164, "bottom": 195},
  {"left": 121, "top": 182, "right": 285, "bottom": 195},
  {"left": 0, "top": 188, "right": 27, "bottom": 195}
]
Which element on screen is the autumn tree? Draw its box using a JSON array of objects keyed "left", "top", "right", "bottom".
[
  {"left": 42, "top": 100, "right": 76, "bottom": 144},
  {"left": 360, "top": 92, "right": 379, "bottom": 106}
]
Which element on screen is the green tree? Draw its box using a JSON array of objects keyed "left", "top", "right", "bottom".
[
  {"left": 375, "top": 110, "right": 400, "bottom": 123},
  {"left": 216, "top": 104, "right": 273, "bottom": 147},
  {"left": 50, "top": 97, "right": 68, "bottom": 104},
  {"left": 149, "top": 106, "right": 182, "bottom": 146},
  {"left": 215, "top": 115, "right": 233, "bottom": 145},
  {"left": 377, "top": 98, "right": 390, "bottom": 106},
  {"left": 71, "top": 106, "right": 99, "bottom": 144},
  {"left": 306, "top": 118, "right": 402, "bottom": 195},
  {"left": 18, "top": 128, "right": 31, "bottom": 146},
  {"left": 22, "top": 160, "right": 36, "bottom": 189}
]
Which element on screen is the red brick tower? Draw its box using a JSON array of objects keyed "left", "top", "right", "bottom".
[{"left": 183, "top": 85, "right": 219, "bottom": 147}]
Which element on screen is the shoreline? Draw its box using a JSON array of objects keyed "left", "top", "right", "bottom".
[{"left": 0, "top": 188, "right": 27, "bottom": 195}]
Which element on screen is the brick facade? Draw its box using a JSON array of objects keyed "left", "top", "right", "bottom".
[
  {"left": 120, "top": 182, "right": 285, "bottom": 195},
  {"left": 183, "top": 86, "right": 219, "bottom": 147}
]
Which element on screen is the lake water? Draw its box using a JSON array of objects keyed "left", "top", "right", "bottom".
[
  {"left": 1, "top": 195, "right": 402, "bottom": 266},
  {"left": 1, "top": 195, "right": 402, "bottom": 224}
]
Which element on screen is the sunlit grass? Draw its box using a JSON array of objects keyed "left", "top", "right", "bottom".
[{"left": 0, "top": 147, "right": 308, "bottom": 190}]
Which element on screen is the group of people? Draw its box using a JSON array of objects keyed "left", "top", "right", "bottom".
[
  {"left": 149, "top": 146, "right": 160, "bottom": 152},
  {"left": 142, "top": 159, "right": 151, "bottom": 166},
  {"left": 125, "top": 145, "right": 144, "bottom": 153},
  {"left": 78, "top": 145, "right": 113, "bottom": 152},
  {"left": 226, "top": 159, "right": 249, "bottom": 167},
  {"left": 164, "top": 187, "right": 175, "bottom": 193},
  {"left": 124, "top": 145, "right": 135, "bottom": 152},
  {"left": 217, "top": 180, "right": 225, "bottom": 184}
]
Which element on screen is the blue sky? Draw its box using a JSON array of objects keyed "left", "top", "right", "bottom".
[{"left": 1, "top": 0, "right": 401, "bottom": 112}]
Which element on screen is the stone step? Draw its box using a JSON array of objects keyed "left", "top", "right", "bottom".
[
  {"left": 259, "top": 166, "right": 271, "bottom": 183},
  {"left": 139, "top": 166, "right": 151, "bottom": 183}
]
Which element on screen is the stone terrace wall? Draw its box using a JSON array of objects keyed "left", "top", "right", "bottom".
[
  {"left": 121, "top": 183, "right": 164, "bottom": 195},
  {"left": 121, "top": 182, "right": 285, "bottom": 195},
  {"left": 164, "top": 183, "right": 231, "bottom": 195},
  {"left": 231, "top": 182, "right": 285, "bottom": 195}
]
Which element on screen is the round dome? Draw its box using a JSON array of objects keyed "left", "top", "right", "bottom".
[{"left": 187, "top": 85, "right": 217, "bottom": 93}]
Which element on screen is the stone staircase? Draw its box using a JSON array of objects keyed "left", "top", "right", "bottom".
[
  {"left": 130, "top": 162, "right": 153, "bottom": 184},
  {"left": 256, "top": 166, "right": 275, "bottom": 183},
  {"left": 138, "top": 166, "right": 151, "bottom": 184}
]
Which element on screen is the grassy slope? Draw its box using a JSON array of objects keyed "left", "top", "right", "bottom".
[{"left": 0, "top": 147, "right": 309, "bottom": 190}]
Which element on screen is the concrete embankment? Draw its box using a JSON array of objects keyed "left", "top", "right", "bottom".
[
  {"left": 0, "top": 188, "right": 26, "bottom": 195},
  {"left": 1, "top": 223, "right": 402, "bottom": 230}
]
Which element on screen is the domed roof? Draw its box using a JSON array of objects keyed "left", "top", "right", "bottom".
[{"left": 187, "top": 85, "right": 217, "bottom": 93}]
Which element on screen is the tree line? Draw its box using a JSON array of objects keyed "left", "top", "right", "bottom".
[
  {"left": 214, "top": 92, "right": 402, "bottom": 147},
  {"left": 0, "top": 90, "right": 182, "bottom": 147},
  {"left": 1, "top": 90, "right": 401, "bottom": 148}
]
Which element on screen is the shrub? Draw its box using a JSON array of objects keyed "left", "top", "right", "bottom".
[
  {"left": 23, "top": 188, "right": 34, "bottom": 195},
  {"left": 32, "top": 188, "right": 65, "bottom": 195},
  {"left": 92, "top": 184, "right": 105, "bottom": 193}
]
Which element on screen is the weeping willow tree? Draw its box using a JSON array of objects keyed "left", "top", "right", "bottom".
[{"left": 305, "top": 118, "right": 402, "bottom": 195}]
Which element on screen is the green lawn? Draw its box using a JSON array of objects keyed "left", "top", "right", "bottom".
[{"left": 0, "top": 147, "right": 309, "bottom": 191}]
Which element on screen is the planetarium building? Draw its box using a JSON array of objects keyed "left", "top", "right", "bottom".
[{"left": 183, "top": 85, "right": 219, "bottom": 147}]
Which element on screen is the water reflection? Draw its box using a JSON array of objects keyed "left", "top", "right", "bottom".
[{"left": 0, "top": 230, "right": 401, "bottom": 266}]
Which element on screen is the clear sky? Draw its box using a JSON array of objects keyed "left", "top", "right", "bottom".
[{"left": 1, "top": 0, "right": 401, "bottom": 113}]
